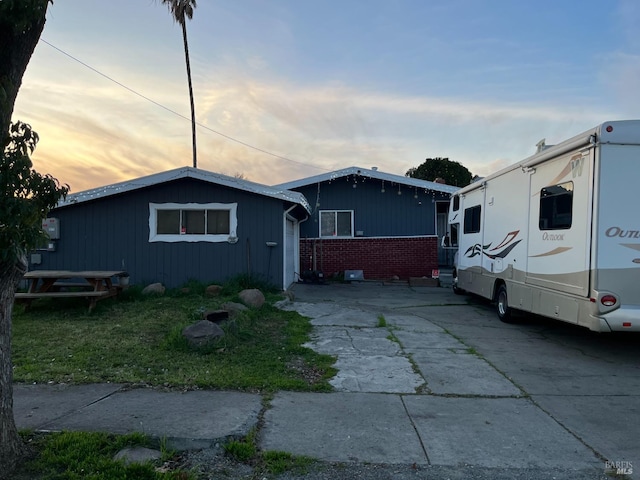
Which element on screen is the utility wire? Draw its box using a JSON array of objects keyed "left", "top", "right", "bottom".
[{"left": 39, "top": 38, "right": 329, "bottom": 172}]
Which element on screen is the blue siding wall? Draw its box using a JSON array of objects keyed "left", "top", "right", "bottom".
[
  {"left": 294, "top": 177, "right": 449, "bottom": 239},
  {"left": 33, "top": 178, "right": 292, "bottom": 289}
]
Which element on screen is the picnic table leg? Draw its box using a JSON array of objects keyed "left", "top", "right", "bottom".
[{"left": 88, "top": 297, "right": 97, "bottom": 313}]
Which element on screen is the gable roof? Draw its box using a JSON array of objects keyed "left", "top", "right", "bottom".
[
  {"left": 275, "top": 166, "right": 458, "bottom": 195},
  {"left": 57, "top": 167, "right": 311, "bottom": 212}
]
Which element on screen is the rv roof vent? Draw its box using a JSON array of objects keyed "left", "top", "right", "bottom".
[{"left": 535, "top": 139, "right": 555, "bottom": 153}]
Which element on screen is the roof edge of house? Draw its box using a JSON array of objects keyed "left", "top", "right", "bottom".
[
  {"left": 56, "top": 167, "right": 311, "bottom": 212},
  {"left": 274, "top": 166, "right": 458, "bottom": 194}
]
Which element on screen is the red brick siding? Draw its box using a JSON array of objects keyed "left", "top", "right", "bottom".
[{"left": 300, "top": 236, "right": 438, "bottom": 280}]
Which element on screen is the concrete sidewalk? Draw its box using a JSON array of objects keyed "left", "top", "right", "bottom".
[{"left": 13, "top": 282, "right": 620, "bottom": 479}]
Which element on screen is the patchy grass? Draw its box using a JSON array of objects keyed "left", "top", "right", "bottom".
[
  {"left": 376, "top": 314, "right": 387, "bottom": 328},
  {"left": 12, "top": 281, "right": 336, "bottom": 393},
  {"left": 14, "top": 431, "right": 190, "bottom": 480},
  {"left": 262, "top": 450, "right": 315, "bottom": 475},
  {"left": 223, "top": 429, "right": 258, "bottom": 462},
  {"left": 223, "top": 430, "right": 316, "bottom": 476}
]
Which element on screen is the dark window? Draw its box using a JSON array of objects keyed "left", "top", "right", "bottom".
[
  {"left": 207, "top": 210, "right": 230, "bottom": 234},
  {"left": 450, "top": 223, "right": 459, "bottom": 247},
  {"left": 157, "top": 210, "right": 180, "bottom": 234},
  {"left": 320, "top": 210, "right": 353, "bottom": 237},
  {"left": 183, "top": 209, "right": 205, "bottom": 234},
  {"left": 452, "top": 195, "right": 460, "bottom": 211},
  {"left": 157, "top": 209, "right": 230, "bottom": 235},
  {"left": 539, "top": 181, "right": 573, "bottom": 230},
  {"left": 464, "top": 205, "right": 481, "bottom": 233}
]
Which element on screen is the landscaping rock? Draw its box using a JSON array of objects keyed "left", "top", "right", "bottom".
[
  {"left": 205, "top": 284, "right": 223, "bottom": 297},
  {"left": 282, "top": 290, "right": 295, "bottom": 301},
  {"left": 182, "top": 320, "right": 224, "bottom": 348},
  {"left": 142, "top": 283, "right": 165, "bottom": 295},
  {"left": 238, "top": 289, "right": 265, "bottom": 308},
  {"left": 221, "top": 302, "right": 249, "bottom": 317},
  {"left": 114, "top": 446, "right": 161, "bottom": 465}
]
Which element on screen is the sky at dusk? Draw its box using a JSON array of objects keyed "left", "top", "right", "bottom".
[{"left": 12, "top": 0, "right": 640, "bottom": 193}]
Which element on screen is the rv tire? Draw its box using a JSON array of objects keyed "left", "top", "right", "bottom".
[{"left": 496, "top": 284, "right": 513, "bottom": 323}]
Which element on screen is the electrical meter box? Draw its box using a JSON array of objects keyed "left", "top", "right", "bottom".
[{"left": 42, "top": 218, "right": 60, "bottom": 239}]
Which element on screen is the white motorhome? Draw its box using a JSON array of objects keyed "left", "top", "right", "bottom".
[{"left": 448, "top": 120, "right": 640, "bottom": 332}]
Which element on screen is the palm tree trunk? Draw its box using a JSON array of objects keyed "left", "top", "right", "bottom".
[
  {"left": 0, "top": 255, "right": 28, "bottom": 478},
  {"left": 181, "top": 21, "right": 197, "bottom": 169}
]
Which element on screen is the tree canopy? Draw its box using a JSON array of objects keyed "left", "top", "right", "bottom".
[
  {"left": 0, "top": 0, "right": 50, "bottom": 144},
  {"left": 406, "top": 157, "right": 473, "bottom": 187},
  {"left": 1, "top": 122, "right": 69, "bottom": 263}
]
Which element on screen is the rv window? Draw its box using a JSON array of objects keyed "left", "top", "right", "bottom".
[
  {"left": 450, "top": 223, "right": 459, "bottom": 247},
  {"left": 452, "top": 195, "right": 460, "bottom": 211},
  {"left": 464, "top": 205, "right": 481, "bottom": 234},
  {"left": 539, "top": 181, "right": 573, "bottom": 230}
]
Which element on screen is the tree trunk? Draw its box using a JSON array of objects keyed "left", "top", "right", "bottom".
[
  {"left": 181, "top": 20, "right": 197, "bottom": 169},
  {"left": 0, "top": 255, "right": 28, "bottom": 478},
  {"left": 0, "top": 0, "right": 49, "bottom": 143}
]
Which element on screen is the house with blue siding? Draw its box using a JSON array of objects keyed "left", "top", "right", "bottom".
[
  {"left": 33, "top": 167, "right": 309, "bottom": 289},
  {"left": 275, "top": 166, "right": 458, "bottom": 280}
]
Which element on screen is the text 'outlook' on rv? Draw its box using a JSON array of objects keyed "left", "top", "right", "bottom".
[{"left": 447, "top": 120, "right": 640, "bottom": 333}]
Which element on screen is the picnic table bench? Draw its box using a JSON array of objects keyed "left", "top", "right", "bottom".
[{"left": 15, "top": 270, "right": 128, "bottom": 312}]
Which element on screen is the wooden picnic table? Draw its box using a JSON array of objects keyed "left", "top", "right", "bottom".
[{"left": 16, "top": 270, "right": 128, "bottom": 312}]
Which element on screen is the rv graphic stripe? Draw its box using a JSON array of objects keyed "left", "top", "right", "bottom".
[
  {"left": 529, "top": 246, "right": 573, "bottom": 257},
  {"left": 464, "top": 231, "right": 522, "bottom": 259}
]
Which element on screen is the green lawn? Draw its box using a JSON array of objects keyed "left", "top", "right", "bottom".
[
  {"left": 12, "top": 281, "right": 336, "bottom": 392},
  {"left": 11, "top": 279, "right": 335, "bottom": 478}
]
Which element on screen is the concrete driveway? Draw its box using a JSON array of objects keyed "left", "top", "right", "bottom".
[{"left": 267, "top": 281, "right": 639, "bottom": 479}]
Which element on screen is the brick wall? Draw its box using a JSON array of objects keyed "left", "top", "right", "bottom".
[{"left": 300, "top": 236, "right": 439, "bottom": 280}]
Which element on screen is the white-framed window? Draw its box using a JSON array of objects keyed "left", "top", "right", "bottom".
[
  {"left": 149, "top": 202, "right": 238, "bottom": 243},
  {"left": 319, "top": 210, "right": 353, "bottom": 237}
]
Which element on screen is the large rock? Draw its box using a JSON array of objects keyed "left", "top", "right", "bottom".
[
  {"left": 114, "top": 447, "right": 161, "bottom": 465},
  {"left": 221, "top": 301, "right": 249, "bottom": 316},
  {"left": 205, "top": 284, "right": 223, "bottom": 297},
  {"left": 142, "top": 283, "right": 165, "bottom": 295},
  {"left": 182, "top": 320, "right": 224, "bottom": 348},
  {"left": 238, "top": 289, "right": 265, "bottom": 308}
]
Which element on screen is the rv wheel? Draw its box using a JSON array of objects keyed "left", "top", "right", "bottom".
[{"left": 496, "top": 284, "right": 513, "bottom": 322}]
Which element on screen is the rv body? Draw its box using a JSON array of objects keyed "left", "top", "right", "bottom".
[{"left": 448, "top": 120, "right": 640, "bottom": 332}]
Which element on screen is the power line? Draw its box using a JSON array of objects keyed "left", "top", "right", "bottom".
[{"left": 39, "top": 38, "right": 329, "bottom": 172}]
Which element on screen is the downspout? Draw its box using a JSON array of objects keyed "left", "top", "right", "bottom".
[{"left": 284, "top": 205, "right": 307, "bottom": 289}]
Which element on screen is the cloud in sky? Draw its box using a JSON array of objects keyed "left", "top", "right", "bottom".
[{"left": 11, "top": 0, "right": 640, "bottom": 193}]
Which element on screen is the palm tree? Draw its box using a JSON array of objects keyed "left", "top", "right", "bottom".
[{"left": 160, "top": 0, "right": 198, "bottom": 168}]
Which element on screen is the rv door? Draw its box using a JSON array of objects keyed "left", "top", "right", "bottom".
[{"left": 526, "top": 149, "right": 593, "bottom": 297}]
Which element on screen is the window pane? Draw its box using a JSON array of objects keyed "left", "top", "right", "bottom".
[
  {"left": 464, "top": 205, "right": 481, "bottom": 234},
  {"left": 450, "top": 223, "right": 459, "bottom": 247},
  {"left": 336, "top": 211, "right": 352, "bottom": 236},
  {"left": 320, "top": 212, "right": 336, "bottom": 236},
  {"left": 452, "top": 195, "right": 460, "bottom": 211},
  {"left": 539, "top": 182, "right": 573, "bottom": 230},
  {"left": 183, "top": 210, "right": 205, "bottom": 234},
  {"left": 207, "top": 210, "right": 230, "bottom": 234},
  {"left": 157, "top": 210, "right": 180, "bottom": 234}
]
